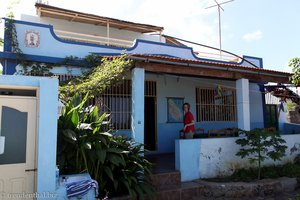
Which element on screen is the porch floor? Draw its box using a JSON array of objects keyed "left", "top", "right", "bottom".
[{"left": 146, "top": 153, "right": 176, "bottom": 174}]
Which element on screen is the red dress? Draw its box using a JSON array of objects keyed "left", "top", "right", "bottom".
[{"left": 184, "top": 111, "right": 195, "bottom": 133}]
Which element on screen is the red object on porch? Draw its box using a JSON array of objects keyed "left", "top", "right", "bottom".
[{"left": 184, "top": 111, "right": 195, "bottom": 133}]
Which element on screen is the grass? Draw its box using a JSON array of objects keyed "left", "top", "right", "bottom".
[{"left": 206, "top": 163, "right": 300, "bottom": 182}]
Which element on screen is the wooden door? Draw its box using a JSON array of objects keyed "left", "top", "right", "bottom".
[{"left": 0, "top": 96, "right": 37, "bottom": 199}]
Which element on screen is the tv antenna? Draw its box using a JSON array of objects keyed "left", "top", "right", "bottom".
[{"left": 205, "top": 0, "right": 234, "bottom": 56}]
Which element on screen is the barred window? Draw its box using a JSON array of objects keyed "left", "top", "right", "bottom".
[
  {"left": 95, "top": 80, "right": 132, "bottom": 130},
  {"left": 196, "top": 87, "right": 237, "bottom": 122},
  {"left": 94, "top": 80, "right": 156, "bottom": 130}
]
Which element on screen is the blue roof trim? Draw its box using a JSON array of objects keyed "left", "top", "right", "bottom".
[
  {"left": 242, "top": 55, "right": 263, "bottom": 68},
  {"left": 0, "top": 51, "right": 65, "bottom": 63},
  {"left": 3, "top": 18, "right": 263, "bottom": 68}
]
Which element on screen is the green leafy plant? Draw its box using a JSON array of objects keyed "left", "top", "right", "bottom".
[
  {"left": 230, "top": 163, "right": 300, "bottom": 181},
  {"left": 57, "top": 93, "right": 154, "bottom": 199},
  {"left": 289, "top": 57, "right": 300, "bottom": 86},
  {"left": 59, "top": 54, "right": 132, "bottom": 100},
  {"left": 286, "top": 99, "right": 298, "bottom": 112},
  {"left": 235, "top": 128, "right": 287, "bottom": 180}
]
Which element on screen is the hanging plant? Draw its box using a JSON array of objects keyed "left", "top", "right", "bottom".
[{"left": 59, "top": 54, "right": 133, "bottom": 100}]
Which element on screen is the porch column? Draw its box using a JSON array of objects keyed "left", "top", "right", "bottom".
[
  {"left": 131, "top": 67, "right": 145, "bottom": 144},
  {"left": 236, "top": 78, "right": 250, "bottom": 131}
]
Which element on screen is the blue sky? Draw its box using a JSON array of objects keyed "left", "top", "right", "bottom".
[{"left": 1, "top": 0, "right": 299, "bottom": 72}]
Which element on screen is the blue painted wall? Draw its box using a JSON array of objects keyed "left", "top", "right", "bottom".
[
  {"left": 249, "top": 83, "right": 265, "bottom": 129},
  {"left": 145, "top": 74, "right": 265, "bottom": 153},
  {"left": 283, "top": 123, "right": 300, "bottom": 134}
]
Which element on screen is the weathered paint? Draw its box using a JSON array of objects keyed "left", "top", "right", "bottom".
[
  {"left": 176, "top": 134, "right": 300, "bottom": 181},
  {"left": 0, "top": 75, "right": 58, "bottom": 199}
]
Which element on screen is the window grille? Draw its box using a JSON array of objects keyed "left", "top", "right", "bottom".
[
  {"left": 55, "top": 74, "right": 78, "bottom": 82},
  {"left": 94, "top": 80, "right": 156, "bottom": 130},
  {"left": 196, "top": 87, "right": 237, "bottom": 122}
]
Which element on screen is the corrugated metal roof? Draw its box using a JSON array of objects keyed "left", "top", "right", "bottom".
[{"left": 125, "top": 54, "right": 292, "bottom": 76}]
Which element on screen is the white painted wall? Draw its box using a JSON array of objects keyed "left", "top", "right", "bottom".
[
  {"left": 236, "top": 79, "right": 250, "bottom": 131},
  {"left": 176, "top": 134, "right": 300, "bottom": 181}
]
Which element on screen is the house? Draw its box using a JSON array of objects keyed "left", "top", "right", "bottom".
[{"left": 1, "top": 2, "right": 299, "bottom": 197}]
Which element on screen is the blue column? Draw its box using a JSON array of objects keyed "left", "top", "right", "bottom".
[
  {"left": 37, "top": 78, "right": 59, "bottom": 197},
  {"left": 236, "top": 78, "right": 250, "bottom": 131},
  {"left": 131, "top": 67, "right": 145, "bottom": 144}
]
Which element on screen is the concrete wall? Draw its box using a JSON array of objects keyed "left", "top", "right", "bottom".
[
  {"left": 0, "top": 75, "right": 58, "bottom": 199},
  {"left": 176, "top": 134, "right": 300, "bottom": 181},
  {"left": 284, "top": 123, "right": 300, "bottom": 134},
  {"left": 145, "top": 74, "right": 265, "bottom": 153}
]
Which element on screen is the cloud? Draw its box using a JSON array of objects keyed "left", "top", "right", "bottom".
[{"left": 242, "top": 30, "right": 262, "bottom": 42}]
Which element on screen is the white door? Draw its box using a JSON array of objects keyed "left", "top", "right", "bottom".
[{"left": 0, "top": 96, "right": 37, "bottom": 200}]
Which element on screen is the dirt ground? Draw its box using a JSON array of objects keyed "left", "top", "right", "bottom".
[{"left": 194, "top": 189, "right": 300, "bottom": 200}]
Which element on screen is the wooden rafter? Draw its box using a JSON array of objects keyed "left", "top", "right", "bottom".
[{"left": 136, "top": 61, "right": 291, "bottom": 84}]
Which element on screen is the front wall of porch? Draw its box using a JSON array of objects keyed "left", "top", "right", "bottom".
[{"left": 176, "top": 134, "right": 300, "bottom": 181}]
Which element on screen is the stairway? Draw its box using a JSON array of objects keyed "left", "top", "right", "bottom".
[{"left": 151, "top": 170, "right": 207, "bottom": 200}]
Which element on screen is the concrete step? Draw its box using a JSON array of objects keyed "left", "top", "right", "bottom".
[
  {"left": 151, "top": 171, "right": 181, "bottom": 189},
  {"left": 153, "top": 181, "right": 206, "bottom": 200}
]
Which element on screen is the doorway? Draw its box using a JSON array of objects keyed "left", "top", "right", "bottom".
[
  {"left": 0, "top": 95, "right": 37, "bottom": 198},
  {"left": 144, "top": 97, "right": 157, "bottom": 151},
  {"left": 265, "top": 104, "right": 278, "bottom": 129}
]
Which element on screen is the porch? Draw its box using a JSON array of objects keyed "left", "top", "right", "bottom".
[{"left": 128, "top": 54, "right": 291, "bottom": 182}]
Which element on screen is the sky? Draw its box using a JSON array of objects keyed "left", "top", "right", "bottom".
[{"left": 1, "top": 0, "right": 300, "bottom": 72}]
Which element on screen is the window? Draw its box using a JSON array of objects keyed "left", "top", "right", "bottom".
[
  {"left": 94, "top": 80, "right": 156, "bottom": 130},
  {"left": 196, "top": 87, "right": 237, "bottom": 122},
  {"left": 96, "top": 80, "right": 132, "bottom": 130}
]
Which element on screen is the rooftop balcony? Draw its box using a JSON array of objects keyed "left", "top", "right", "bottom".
[{"left": 54, "top": 29, "right": 241, "bottom": 63}]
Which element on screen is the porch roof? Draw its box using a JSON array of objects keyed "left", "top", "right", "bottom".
[
  {"left": 126, "top": 54, "right": 292, "bottom": 84},
  {"left": 35, "top": 3, "right": 164, "bottom": 33}
]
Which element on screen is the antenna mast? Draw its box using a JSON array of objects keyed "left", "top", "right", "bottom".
[{"left": 205, "top": 0, "right": 234, "bottom": 57}]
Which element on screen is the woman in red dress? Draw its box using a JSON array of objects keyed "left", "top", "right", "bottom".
[{"left": 183, "top": 102, "right": 195, "bottom": 139}]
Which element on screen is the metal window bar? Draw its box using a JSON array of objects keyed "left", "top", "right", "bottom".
[
  {"left": 95, "top": 80, "right": 156, "bottom": 130},
  {"left": 196, "top": 87, "right": 237, "bottom": 122}
]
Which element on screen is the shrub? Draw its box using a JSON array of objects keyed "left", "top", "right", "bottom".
[
  {"left": 236, "top": 128, "right": 287, "bottom": 180},
  {"left": 57, "top": 93, "right": 154, "bottom": 198}
]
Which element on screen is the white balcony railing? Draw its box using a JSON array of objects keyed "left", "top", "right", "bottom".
[
  {"left": 54, "top": 30, "right": 241, "bottom": 63},
  {"left": 54, "top": 30, "right": 134, "bottom": 48},
  {"left": 194, "top": 50, "right": 241, "bottom": 63}
]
